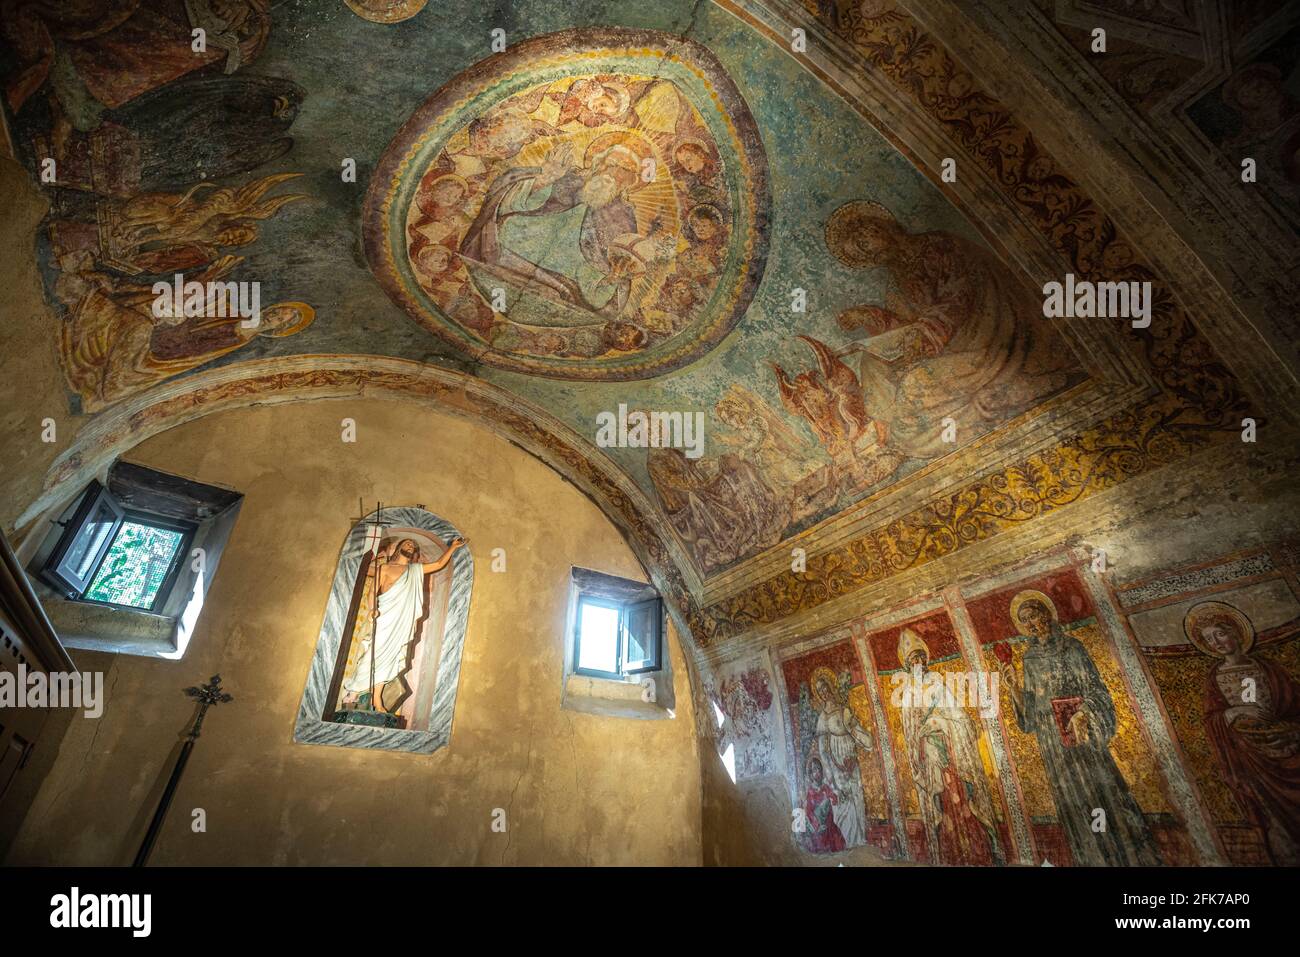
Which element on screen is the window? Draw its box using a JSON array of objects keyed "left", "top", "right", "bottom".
[
  {"left": 83, "top": 519, "right": 189, "bottom": 609},
  {"left": 570, "top": 572, "right": 663, "bottom": 680},
  {"left": 42, "top": 482, "right": 193, "bottom": 612},
  {"left": 562, "top": 568, "right": 674, "bottom": 719},
  {"left": 41, "top": 482, "right": 122, "bottom": 597},
  {"left": 30, "top": 463, "right": 243, "bottom": 658}
]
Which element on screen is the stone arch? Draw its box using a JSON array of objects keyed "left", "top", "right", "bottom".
[{"left": 20, "top": 355, "right": 706, "bottom": 653}]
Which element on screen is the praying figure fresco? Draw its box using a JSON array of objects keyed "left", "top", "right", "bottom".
[
  {"left": 50, "top": 173, "right": 311, "bottom": 410},
  {"left": 646, "top": 384, "right": 837, "bottom": 571}
]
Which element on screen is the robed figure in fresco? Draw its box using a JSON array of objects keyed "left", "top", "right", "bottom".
[
  {"left": 897, "top": 628, "right": 1002, "bottom": 865},
  {"left": 1189, "top": 601, "right": 1300, "bottom": 865},
  {"left": 3, "top": 0, "right": 272, "bottom": 120},
  {"left": 997, "top": 591, "right": 1160, "bottom": 866},
  {"left": 647, "top": 446, "right": 789, "bottom": 572},
  {"left": 808, "top": 667, "right": 874, "bottom": 848},
  {"left": 825, "top": 200, "right": 1077, "bottom": 461},
  {"left": 460, "top": 135, "right": 662, "bottom": 321},
  {"left": 340, "top": 536, "right": 465, "bottom": 715},
  {"left": 802, "top": 756, "right": 846, "bottom": 853}
]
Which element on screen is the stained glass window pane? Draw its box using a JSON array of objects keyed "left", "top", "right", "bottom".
[{"left": 84, "top": 521, "right": 184, "bottom": 609}]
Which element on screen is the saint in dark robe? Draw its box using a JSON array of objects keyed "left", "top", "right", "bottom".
[
  {"left": 1188, "top": 601, "right": 1300, "bottom": 865},
  {"left": 998, "top": 591, "right": 1161, "bottom": 866}
]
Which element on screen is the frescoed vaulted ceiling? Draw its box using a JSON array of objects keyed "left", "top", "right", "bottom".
[{"left": 3, "top": 0, "right": 1296, "bottom": 657}]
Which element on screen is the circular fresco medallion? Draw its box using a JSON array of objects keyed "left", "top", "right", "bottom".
[
  {"left": 344, "top": 0, "right": 427, "bottom": 23},
  {"left": 363, "top": 28, "right": 770, "bottom": 380}
]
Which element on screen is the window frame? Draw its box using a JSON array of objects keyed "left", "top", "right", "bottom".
[
  {"left": 620, "top": 594, "right": 663, "bottom": 675},
  {"left": 40, "top": 481, "right": 123, "bottom": 597},
  {"left": 42, "top": 483, "right": 196, "bottom": 614},
  {"left": 571, "top": 591, "right": 663, "bottom": 681}
]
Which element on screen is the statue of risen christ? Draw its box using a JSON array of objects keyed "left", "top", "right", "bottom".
[{"left": 342, "top": 536, "right": 466, "bottom": 710}]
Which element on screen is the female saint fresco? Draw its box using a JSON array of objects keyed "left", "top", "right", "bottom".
[{"left": 1189, "top": 601, "right": 1300, "bottom": 865}]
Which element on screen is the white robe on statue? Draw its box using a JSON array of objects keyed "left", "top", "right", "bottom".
[{"left": 344, "top": 563, "right": 424, "bottom": 693}]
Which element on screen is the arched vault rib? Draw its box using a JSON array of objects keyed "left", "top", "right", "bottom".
[{"left": 22, "top": 355, "right": 714, "bottom": 653}]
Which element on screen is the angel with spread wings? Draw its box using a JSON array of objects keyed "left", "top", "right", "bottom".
[{"left": 769, "top": 336, "right": 901, "bottom": 495}]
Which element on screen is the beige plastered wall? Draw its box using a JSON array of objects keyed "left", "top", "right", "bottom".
[{"left": 4, "top": 399, "right": 703, "bottom": 865}]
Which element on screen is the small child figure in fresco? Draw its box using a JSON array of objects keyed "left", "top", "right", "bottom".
[{"left": 803, "top": 757, "right": 846, "bottom": 853}]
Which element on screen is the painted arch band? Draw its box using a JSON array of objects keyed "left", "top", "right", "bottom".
[{"left": 363, "top": 28, "right": 771, "bottom": 380}]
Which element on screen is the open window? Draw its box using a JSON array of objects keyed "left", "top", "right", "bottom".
[
  {"left": 41, "top": 481, "right": 194, "bottom": 612},
  {"left": 563, "top": 567, "right": 673, "bottom": 719},
  {"left": 40, "top": 482, "right": 124, "bottom": 598},
  {"left": 574, "top": 589, "right": 662, "bottom": 680},
  {"left": 27, "top": 462, "right": 242, "bottom": 658}
]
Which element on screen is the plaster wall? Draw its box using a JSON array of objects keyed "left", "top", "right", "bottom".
[{"left": 5, "top": 399, "right": 703, "bottom": 865}]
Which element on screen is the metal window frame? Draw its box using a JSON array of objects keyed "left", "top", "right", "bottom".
[
  {"left": 620, "top": 595, "right": 663, "bottom": 675},
  {"left": 41, "top": 481, "right": 124, "bottom": 598},
  {"left": 572, "top": 593, "right": 626, "bottom": 680},
  {"left": 571, "top": 591, "right": 664, "bottom": 680}
]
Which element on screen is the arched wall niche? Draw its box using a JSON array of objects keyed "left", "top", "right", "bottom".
[{"left": 294, "top": 506, "right": 473, "bottom": 754}]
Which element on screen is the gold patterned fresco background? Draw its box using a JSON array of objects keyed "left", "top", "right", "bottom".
[
  {"left": 1147, "top": 636, "right": 1300, "bottom": 826},
  {"left": 848, "top": 684, "right": 889, "bottom": 820},
  {"left": 981, "top": 620, "right": 1173, "bottom": 819}
]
